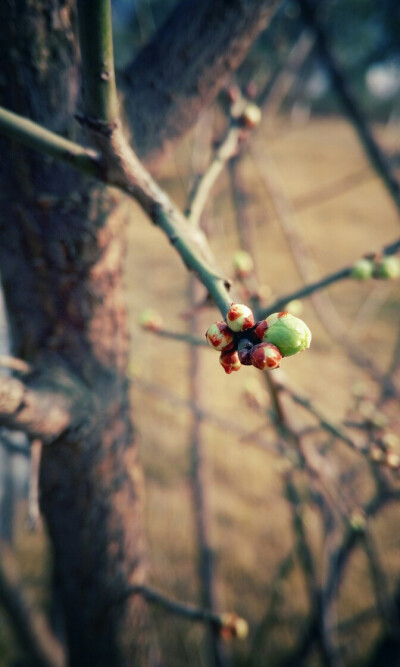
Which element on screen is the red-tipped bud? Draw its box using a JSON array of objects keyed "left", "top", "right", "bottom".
[
  {"left": 254, "top": 319, "right": 269, "bottom": 340},
  {"left": 219, "top": 613, "right": 249, "bottom": 640},
  {"left": 139, "top": 308, "right": 163, "bottom": 332},
  {"left": 251, "top": 343, "right": 282, "bottom": 370},
  {"left": 226, "top": 303, "right": 255, "bottom": 332},
  {"left": 205, "top": 322, "right": 234, "bottom": 351},
  {"left": 219, "top": 349, "right": 241, "bottom": 374}
]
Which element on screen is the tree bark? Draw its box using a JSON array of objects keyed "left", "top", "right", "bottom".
[
  {"left": 0, "top": 2, "right": 149, "bottom": 664},
  {"left": 123, "top": 0, "right": 280, "bottom": 169}
]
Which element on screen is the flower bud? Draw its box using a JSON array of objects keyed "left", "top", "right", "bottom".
[
  {"left": 237, "top": 339, "right": 253, "bottom": 366},
  {"left": 139, "top": 308, "right": 163, "bottom": 332},
  {"left": 251, "top": 342, "right": 282, "bottom": 370},
  {"left": 350, "top": 509, "right": 367, "bottom": 533},
  {"left": 219, "top": 349, "right": 241, "bottom": 374},
  {"left": 263, "top": 312, "right": 312, "bottom": 357},
  {"left": 205, "top": 322, "right": 234, "bottom": 351},
  {"left": 233, "top": 250, "right": 254, "bottom": 278},
  {"left": 226, "top": 303, "right": 255, "bottom": 332},
  {"left": 374, "top": 256, "right": 400, "bottom": 280},
  {"left": 219, "top": 613, "right": 249, "bottom": 640},
  {"left": 239, "top": 103, "right": 261, "bottom": 129},
  {"left": 351, "top": 258, "right": 374, "bottom": 280},
  {"left": 386, "top": 452, "right": 400, "bottom": 470}
]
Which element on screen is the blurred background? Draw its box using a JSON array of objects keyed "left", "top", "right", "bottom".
[{"left": 1, "top": 1, "right": 400, "bottom": 665}]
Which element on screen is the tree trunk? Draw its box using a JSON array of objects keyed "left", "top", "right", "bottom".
[{"left": 0, "top": 2, "right": 149, "bottom": 664}]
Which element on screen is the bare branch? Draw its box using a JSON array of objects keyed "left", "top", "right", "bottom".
[
  {"left": 0, "top": 106, "right": 102, "bottom": 178},
  {"left": 258, "top": 237, "right": 400, "bottom": 317},
  {"left": 298, "top": 0, "right": 400, "bottom": 215},
  {"left": 187, "top": 124, "right": 242, "bottom": 226},
  {"left": 0, "top": 364, "right": 94, "bottom": 443},
  {"left": 122, "top": 0, "right": 282, "bottom": 168},
  {"left": 120, "top": 584, "right": 248, "bottom": 639},
  {"left": 0, "top": 542, "right": 65, "bottom": 667}
]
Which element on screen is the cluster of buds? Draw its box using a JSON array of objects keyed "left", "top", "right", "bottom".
[
  {"left": 205, "top": 303, "right": 312, "bottom": 374},
  {"left": 351, "top": 254, "right": 400, "bottom": 281}
]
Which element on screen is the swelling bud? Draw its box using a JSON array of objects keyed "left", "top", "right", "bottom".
[
  {"left": 374, "top": 256, "right": 400, "bottom": 280},
  {"left": 251, "top": 342, "right": 282, "bottom": 370},
  {"left": 205, "top": 322, "right": 234, "bottom": 351},
  {"left": 226, "top": 303, "right": 255, "bottom": 332},
  {"left": 239, "top": 103, "right": 261, "bottom": 129},
  {"left": 351, "top": 258, "right": 374, "bottom": 280},
  {"left": 263, "top": 312, "right": 312, "bottom": 357},
  {"left": 233, "top": 250, "right": 254, "bottom": 278},
  {"left": 219, "top": 349, "right": 241, "bottom": 374},
  {"left": 139, "top": 308, "right": 163, "bottom": 332}
]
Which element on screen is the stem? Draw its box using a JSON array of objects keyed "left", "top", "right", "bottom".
[
  {"left": 258, "top": 237, "right": 400, "bottom": 318},
  {"left": 76, "top": 0, "right": 119, "bottom": 123},
  {"left": 0, "top": 106, "right": 102, "bottom": 177}
]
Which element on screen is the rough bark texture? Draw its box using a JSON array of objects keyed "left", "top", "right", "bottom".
[
  {"left": 123, "top": 0, "right": 280, "bottom": 169},
  {"left": 0, "top": 2, "right": 149, "bottom": 664}
]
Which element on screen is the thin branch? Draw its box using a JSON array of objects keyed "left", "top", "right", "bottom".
[
  {"left": 76, "top": 0, "right": 119, "bottom": 123},
  {"left": 0, "top": 355, "right": 31, "bottom": 374},
  {"left": 187, "top": 125, "right": 242, "bottom": 226},
  {"left": 298, "top": 0, "right": 400, "bottom": 215},
  {"left": 146, "top": 328, "right": 208, "bottom": 347},
  {"left": 0, "top": 364, "right": 94, "bottom": 443},
  {"left": 0, "top": 542, "right": 65, "bottom": 667},
  {"left": 27, "top": 439, "right": 42, "bottom": 531},
  {"left": 122, "top": 0, "right": 282, "bottom": 167},
  {"left": 278, "top": 383, "right": 364, "bottom": 455},
  {"left": 0, "top": 106, "right": 102, "bottom": 178},
  {"left": 119, "top": 584, "right": 248, "bottom": 638},
  {"left": 258, "top": 237, "right": 400, "bottom": 317}
]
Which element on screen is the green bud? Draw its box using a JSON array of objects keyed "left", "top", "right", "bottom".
[
  {"left": 351, "top": 258, "right": 374, "bottom": 280},
  {"left": 374, "top": 256, "right": 400, "bottom": 280},
  {"left": 233, "top": 250, "right": 254, "bottom": 278},
  {"left": 263, "top": 312, "right": 312, "bottom": 357},
  {"left": 139, "top": 308, "right": 163, "bottom": 332}
]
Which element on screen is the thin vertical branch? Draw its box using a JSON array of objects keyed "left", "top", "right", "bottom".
[{"left": 76, "top": 0, "right": 119, "bottom": 123}]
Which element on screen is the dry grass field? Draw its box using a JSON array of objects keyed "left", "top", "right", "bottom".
[{"left": 2, "top": 114, "right": 400, "bottom": 666}]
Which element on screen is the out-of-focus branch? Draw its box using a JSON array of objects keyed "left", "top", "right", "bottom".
[
  {"left": 187, "top": 124, "right": 242, "bottom": 227},
  {"left": 119, "top": 584, "right": 248, "bottom": 638},
  {"left": 258, "top": 237, "right": 400, "bottom": 317},
  {"left": 122, "top": 0, "right": 281, "bottom": 169},
  {"left": 0, "top": 542, "right": 65, "bottom": 667},
  {"left": 0, "top": 365, "right": 93, "bottom": 443},
  {"left": 298, "top": 0, "right": 400, "bottom": 215}
]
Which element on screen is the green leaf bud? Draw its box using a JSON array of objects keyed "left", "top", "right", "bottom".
[
  {"left": 374, "top": 256, "right": 400, "bottom": 280},
  {"left": 351, "top": 258, "right": 374, "bottom": 280},
  {"left": 263, "top": 312, "right": 312, "bottom": 357},
  {"left": 233, "top": 250, "right": 254, "bottom": 278}
]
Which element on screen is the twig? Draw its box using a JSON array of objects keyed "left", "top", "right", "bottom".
[
  {"left": 0, "top": 106, "right": 102, "bottom": 178},
  {"left": 188, "top": 277, "right": 229, "bottom": 666},
  {"left": 27, "top": 439, "right": 42, "bottom": 532},
  {"left": 187, "top": 125, "right": 242, "bottom": 227},
  {"left": 76, "top": 0, "right": 119, "bottom": 124},
  {"left": 258, "top": 237, "right": 400, "bottom": 317},
  {"left": 119, "top": 584, "right": 247, "bottom": 638},
  {"left": 145, "top": 328, "right": 208, "bottom": 347},
  {"left": 298, "top": 0, "right": 400, "bottom": 214},
  {"left": 0, "top": 355, "right": 31, "bottom": 374}
]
